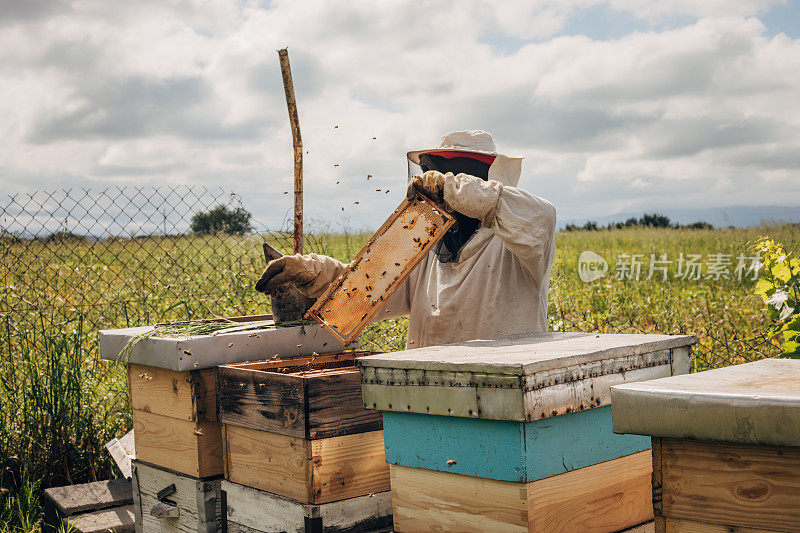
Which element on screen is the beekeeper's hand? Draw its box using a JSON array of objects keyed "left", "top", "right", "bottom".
[
  {"left": 407, "top": 170, "right": 449, "bottom": 206},
  {"left": 255, "top": 254, "right": 347, "bottom": 299},
  {"left": 443, "top": 173, "right": 504, "bottom": 227}
]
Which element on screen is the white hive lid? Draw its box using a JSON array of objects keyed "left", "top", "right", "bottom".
[
  {"left": 612, "top": 358, "right": 800, "bottom": 447},
  {"left": 99, "top": 315, "right": 351, "bottom": 371},
  {"left": 357, "top": 332, "right": 696, "bottom": 375}
]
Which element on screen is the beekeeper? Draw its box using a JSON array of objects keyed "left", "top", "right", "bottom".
[{"left": 256, "top": 130, "right": 556, "bottom": 348}]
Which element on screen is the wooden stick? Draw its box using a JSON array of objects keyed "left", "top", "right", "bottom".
[{"left": 278, "top": 48, "right": 303, "bottom": 254}]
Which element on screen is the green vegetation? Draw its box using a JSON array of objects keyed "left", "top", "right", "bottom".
[
  {"left": 190, "top": 205, "right": 253, "bottom": 235},
  {"left": 753, "top": 237, "right": 800, "bottom": 356},
  {"left": 564, "top": 212, "right": 714, "bottom": 231},
  {"left": 1, "top": 223, "right": 799, "bottom": 531}
]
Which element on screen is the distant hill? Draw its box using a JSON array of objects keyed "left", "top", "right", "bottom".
[{"left": 559, "top": 205, "right": 800, "bottom": 230}]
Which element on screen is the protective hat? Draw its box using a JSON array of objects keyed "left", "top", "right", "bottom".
[{"left": 407, "top": 130, "right": 524, "bottom": 187}]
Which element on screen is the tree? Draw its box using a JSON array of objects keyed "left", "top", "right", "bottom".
[
  {"left": 190, "top": 205, "right": 253, "bottom": 235},
  {"left": 639, "top": 213, "right": 671, "bottom": 228}
]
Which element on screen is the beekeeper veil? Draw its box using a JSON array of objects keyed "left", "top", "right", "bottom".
[{"left": 407, "top": 130, "right": 523, "bottom": 263}]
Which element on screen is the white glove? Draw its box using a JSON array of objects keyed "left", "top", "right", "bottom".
[
  {"left": 255, "top": 254, "right": 347, "bottom": 299},
  {"left": 406, "top": 170, "right": 448, "bottom": 206},
  {"left": 444, "top": 173, "right": 503, "bottom": 227}
]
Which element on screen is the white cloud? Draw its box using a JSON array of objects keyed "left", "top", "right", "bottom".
[{"left": 0, "top": 0, "right": 798, "bottom": 231}]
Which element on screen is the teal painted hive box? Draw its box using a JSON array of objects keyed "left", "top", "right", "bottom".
[{"left": 357, "top": 332, "right": 696, "bottom": 533}]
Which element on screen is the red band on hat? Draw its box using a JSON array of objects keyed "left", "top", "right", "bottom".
[{"left": 424, "top": 150, "right": 496, "bottom": 165}]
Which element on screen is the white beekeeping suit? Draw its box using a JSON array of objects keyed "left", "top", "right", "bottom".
[{"left": 256, "top": 130, "right": 556, "bottom": 349}]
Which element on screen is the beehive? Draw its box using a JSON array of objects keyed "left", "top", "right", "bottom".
[
  {"left": 99, "top": 315, "right": 350, "bottom": 530},
  {"left": 358, "top": 332, "right": 696, "bottom": 532},
  {"left": 612, "top": 358, "right": 800, "bottom": 533},
  {"left": 128, "top": 364, "right": 223, "bottom": 478},
  {"left": 217, "top": 351, "right": 392, "bottom": 530}
]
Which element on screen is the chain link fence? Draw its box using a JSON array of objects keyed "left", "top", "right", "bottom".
[{"left": 0, "top": 185, "right": 405, "bottom": 350}]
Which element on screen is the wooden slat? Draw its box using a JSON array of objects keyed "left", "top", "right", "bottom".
[
  {"left": 306, "top": 369, "right": 382, "bottom": 439},
  {"left": 661, "top": 438, "right": 800, "bottom": 532},
  {"left": 129, "top": 364, "right": 216, "bottom": 422},
  {"left": 132, "top": 410, "right": 222, "bottom": 478},
  {"left": 44, "top": 478, "right": 133, "bottom": 516},
  {"left": 652, "top": 437, "right": 663, "bottom": 518},
  {"left": 65, "top": 505, "right": 135, "bottom": 533},
  {"left": 223, "top": 424, "right": 311, "bottom": 502},
  {"left": 528, "top": 450, "right": 653, "bottom": 532},
  {"left": 663, "top": 517, "right": 777, "bottom": 532},
  {"left": 217, "top": 365, "right": 306, "bottom": 437},
  {"left": 229, "top": 351, "right": 358, "bottom": 371},
  {"left": 310, "top": 430, "right": 390, "bottom": 504},
  {"left": 390, "top": 465, "right": 528, "bottom": 532}
]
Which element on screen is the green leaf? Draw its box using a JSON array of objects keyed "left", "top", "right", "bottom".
[
  {"left": 753, "top": 278, "right": 774, "bottom": 298},
  {"left": 782, "top": 313, "right": 800, "bottom": 333},
  {"left": 787, "top": 256, "right": 800, "bottom": 271},
  {"left": 781, "top": 337, "right": 800, "bottom": 357},
  {"left": 773, "top": 262, "right": 792, "bottom": 283}
]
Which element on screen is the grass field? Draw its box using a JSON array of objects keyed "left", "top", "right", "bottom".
[{"left": 1, "top": 223, "right": 799, "bottom": 530}]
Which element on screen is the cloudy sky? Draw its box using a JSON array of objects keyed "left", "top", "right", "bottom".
[{"left": 1, "top": 0, "right": 799, "bottom": 231}]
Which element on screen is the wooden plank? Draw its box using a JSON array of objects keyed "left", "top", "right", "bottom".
[
  {"left": 223, "top": 424, "right": 311, "bottom": 502},
  {"left": 44, "top": 478, "right": 132, "bottom": 516},
  {"left": 129, "top": 364, "right": 216, "bottom": 422},
  {"left": 310, "top": 430, "right": 390, "bottom": 504},
  {"left": 528, "top": 450, "right": 653, "bottom": 532},
  {"left": 306, "top": 369, "right": 382, "bottom": 439},
  {"left": 229, "top": 351, "right": 359, "bottom": 372},
  {"left": 661, "top": 438, "right": 800, "bottom": 532},
  {"left": 390, "top": 464, "right": 527, "bottom": 532},
  {"left": 663, "top": 517, "right": 777, "bottom": 532},
  {"left": 132, "top": 460, "right": 221, "bottom": 533},
  {"left": 307, "top": 195, "right": 455, "bottom": 345},
  {"left": 65, "top": 504, "right": 135, "bottom": 533},
  {"left": 217, "top": 365, "right": 306, "bottom": 437},
  {"left": 132, "top": 410, "right": 222, "bottom": 478},
  {"left": 652, "top": 437, "right": 663, "bottom": 518}
]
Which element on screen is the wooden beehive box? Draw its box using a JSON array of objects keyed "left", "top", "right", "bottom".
[
  {"left": 612, "top": 358, "right": 800, "bottom": 533},
  {"left": 131, "top": 460, "right": 223, "bottom": 533},
  {"left": 222, "top": 480, "right": 392, "bottom": 533},
  {"left": 100, "top": 315, "right": 350, "bottom": 480},
  {"left": 129, "top": 364, "right": 223, "bottom": 478},
  {"left": 218, "top": 352, "right": 391, "bottom": 505},
  {"left": 357, "top": 332, "right": 696, "bottom": 532}
]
